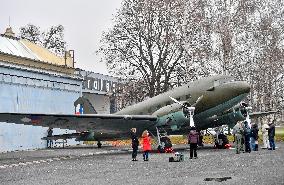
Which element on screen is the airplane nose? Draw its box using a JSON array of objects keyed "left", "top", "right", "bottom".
[
  {"left": 230, "top": 81, "right": 250, "bottom": 95},
  {"left": 239, "top": 81, "right": 250, "bottom": 94},
  {"left": 221, "top": 80, "right": 250, "bottom": 96}
]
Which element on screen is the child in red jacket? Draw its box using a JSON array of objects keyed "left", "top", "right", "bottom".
[{"left": 142, "top": 130, "right": 151, "bottom": 161}]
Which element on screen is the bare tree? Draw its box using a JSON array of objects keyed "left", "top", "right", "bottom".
[
  {"left": 99, "top": 0, "right": 188, "bottom": 99},
  {"left": 182, "top": 0, "right": 217, "bottom": 80},
  {"left": 19, "top": 24, "right": 66, "bottom": 56},
  {"left": 42, "top": 25, "right": 66, "bottom": 56},
  {"left": 99, "top": 0, "right": 284, "bottom": 119},
  {"left": 210, "top": 0, "right": 284, "bottom": 119},
  {"left": 19, "top": 24, "right": 41, "bottom": 44}
]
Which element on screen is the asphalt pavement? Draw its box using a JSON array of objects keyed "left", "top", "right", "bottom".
[{"left": 0, "top": 143, "right": 284, "bottom": 185}]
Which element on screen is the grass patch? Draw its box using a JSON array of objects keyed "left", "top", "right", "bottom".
[{"left": 276, "top": 127, "right": 284, "bottom": 135}]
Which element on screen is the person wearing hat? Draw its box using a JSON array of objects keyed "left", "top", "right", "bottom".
[{"left": 188, "top": 126, "right": 199, "bottom": 159}]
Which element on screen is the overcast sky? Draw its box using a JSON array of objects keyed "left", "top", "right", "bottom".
[{"left": 0, "top": 0, "right": 123, "bottom": 75}]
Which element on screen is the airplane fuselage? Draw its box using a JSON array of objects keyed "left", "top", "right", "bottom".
[{"left": 115, "top": 75, "right": 250, "bottom": 132}]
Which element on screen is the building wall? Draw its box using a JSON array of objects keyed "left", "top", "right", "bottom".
[
  {"left": 0, "top": 64, "right": 81, "bottom": 152},
  {"left": 77, "top": 70, "right": 121, "bottom": 114}
]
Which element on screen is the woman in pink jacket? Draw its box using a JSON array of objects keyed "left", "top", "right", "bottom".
[{"left": 142, "top": 130, "right": 151, "bottom": 161}]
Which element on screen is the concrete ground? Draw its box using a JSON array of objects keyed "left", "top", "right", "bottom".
[{"left": 0, "top": 143, "right": 283, "bottom": 185}]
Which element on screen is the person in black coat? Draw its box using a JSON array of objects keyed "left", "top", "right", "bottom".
[
  {"left": 131, "top": 128, "right": 139, "bottom": 161},
  {"left": 268, "top": 120, "right": 276, "bottom": 150},
  {"left": 243, "top": 121, "right": 251, "bottom": 153},
  {"left": 251, "top": 123, "right": 259, "bottom": 151},
  {"left": 47, "top": 127, "right": 53, "bottom": 148}
]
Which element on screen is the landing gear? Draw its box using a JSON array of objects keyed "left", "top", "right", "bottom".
[
  {"left": 198, "top": 131, "right": 204, "bottom": 147},
  {"left": 157, "top": 136, "right": 173, "bottom": 153},
  {"left": 156, "top": 127, "right": 173, "bottom": 153},
  {"left": 97, "top": 141, "right": 102, "bottom": 148}
]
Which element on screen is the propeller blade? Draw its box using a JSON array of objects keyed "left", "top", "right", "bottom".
[
  {"left": 191, "top": 95, "right": 204, "bottom": 107},
  {"left": 169, "top": 95, "right": 203, "bottom": 108},
  {"left": 169, "top": 96, "right": 184, "bottom": 106}
]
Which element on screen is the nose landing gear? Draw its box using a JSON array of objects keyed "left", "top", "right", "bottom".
[{"left": 97, "top": 141, "right": 102, "bottom": 148}]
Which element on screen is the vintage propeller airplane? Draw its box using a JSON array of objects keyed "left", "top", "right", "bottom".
[{"left": 0, "top": 75, "right": 255, "bottom": 151}]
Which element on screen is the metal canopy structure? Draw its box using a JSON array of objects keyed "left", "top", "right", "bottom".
[{"left": 0, "top": 36, "right": 39, "bottom": 60}]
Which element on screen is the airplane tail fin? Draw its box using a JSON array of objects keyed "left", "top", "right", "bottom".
[{"left": 74, "top": 97, "right": 97, "bottom": 114}]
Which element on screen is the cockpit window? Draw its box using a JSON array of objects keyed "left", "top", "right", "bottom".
[
  {"left": 214, "top": 77, "right": 235, "bottom": 87},
  {"left": 214, "top": 80, "right": 220, "bottom": 87}
]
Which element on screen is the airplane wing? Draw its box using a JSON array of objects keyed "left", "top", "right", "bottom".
[
  {"left": 249, "top": 110, "right": 278, "bottom": 118},
  {"left": 0, "top": 113, "right": 157, "bottom": 134}
]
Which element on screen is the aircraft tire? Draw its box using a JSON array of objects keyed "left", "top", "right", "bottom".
[
  {"left": 97, "top": 141, "right": 102, "bottom": 148},
  {"left": 161, "top": 137, "right": 172, "bottom": 148}
]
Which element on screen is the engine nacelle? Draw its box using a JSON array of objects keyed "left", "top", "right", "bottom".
[
  {"left": 155, "top": 110, "right": 190, "bottom": 131},
  {"left": 232, "top": 102, "right": 249, "bottom": 117},
  {"left": 199, "top": 105, "right": 248, "bottom": 129}
]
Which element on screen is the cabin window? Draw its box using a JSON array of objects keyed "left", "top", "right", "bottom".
[{"left": 186, "top": 95, "right": 191, "bottom": 99}]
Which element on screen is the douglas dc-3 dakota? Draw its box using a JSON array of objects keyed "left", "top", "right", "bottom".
[{"left": 1, "top": 75, "right": 273, "bottom": 151}]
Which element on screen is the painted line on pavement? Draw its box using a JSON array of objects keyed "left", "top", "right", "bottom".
[{"left": 0, "top": 150, "right": 123, "bottom": 170}]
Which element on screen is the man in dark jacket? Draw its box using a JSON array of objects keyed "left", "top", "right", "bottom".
[
  {"left": 243, "top": 121, "right": 251, "bottom": 153},
  {"left": 131, "top": 128, "right": 139, "bottom": 161},
  {"left": 268, "top": 121, "right": 276, "bottom": 150},
  {"left": 188, "top": 126, "right": 199, "bottom": 159},
  {"left": 47, "top": 127, "right": 53, "bottom": 148},
  {"left": 251, "top": 123, "right": 259, "bottom": 151}
]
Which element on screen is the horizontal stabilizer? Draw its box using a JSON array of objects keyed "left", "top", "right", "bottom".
[
  {"left": 249, "top": 110, "right": 279, "bottom": 118},
  {"left": 42, "top": 133, "right": 81, "bottom": 140}
]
